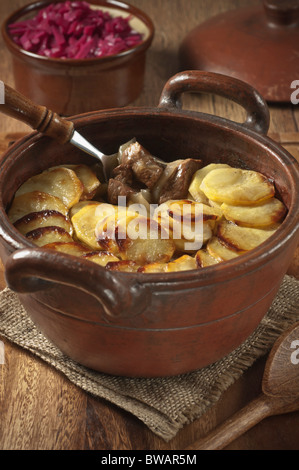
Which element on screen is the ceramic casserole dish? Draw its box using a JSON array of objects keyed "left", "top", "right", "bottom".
[{"left": 0, "top": 71, "right": 298, "bottom": 377}]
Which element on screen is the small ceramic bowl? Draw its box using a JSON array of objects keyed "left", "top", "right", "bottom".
[{"left": 2, "top": 0, "right": 154, "bottom": 115}]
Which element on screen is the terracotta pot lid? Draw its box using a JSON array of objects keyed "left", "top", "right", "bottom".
[{"left": 179, "top": 0, "right": 299, "bottom": 103}]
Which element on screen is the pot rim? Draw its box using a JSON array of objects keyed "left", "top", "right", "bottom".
[
  {"left": 0, "top": 105, "right": 298, "bottom": 287},
  {"left": 1, "top": 0, "right": 155, "bottom": 66}
]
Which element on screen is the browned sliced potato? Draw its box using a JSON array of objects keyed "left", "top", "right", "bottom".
[
  {"left": 81, "top": 251, "right": 120, "bottom": 266},
  {"left": 164, "top": 255, "right": 197, "bottom": 272},
  {"left": 105, "top": 260, "right": 141, "bottom": 272},
  {"left": 14, "top": 210, "right": 72, "bottom": 236},
  {"left": 154, "top": 199, "right": 221, "bottom": 252},
  {"left": 71, "top": 202, "right": 121, "bottom": 250},
  {"left": 97, "top": 212, "right": 176, "bottom": 264},
  {"left": 43, "top": 241, "right": 91, "bottom": 255},
  {"left": 170, "top": 225, "right": 213, "bottom": 253},
  {"left": 69, "top": 200, "right": 101, "bottom": 218},
  {"left": 155, "top": 199, "right": 222, "bottom": 226},
  {"left": 15, "top": 167, "right": 84, "bottom": 209},
  {"left": 189, "top": 163, "right": 231, "bottom": 203},
  {"left": 220, "top": 198, "right": 287, "bottom": 228},
  {"left": 139, "top": 257, "right": 197, "bottom": 273},
  {"left": 200, "top": 167, "right": 275, "bottom": 205},
  {"left": 8, "top": 191, "right": 69, "bottom": 224},
  {"left": 93, "top": 209, "right": 141, "bottom": 250},
  {"left": 217, "top": 220, "right": 278, "bottom": 252},
  {"left": 208, "top": 199, "right": 223, "bottom": 209},
  {"left": 138, "top": 262, "right": 167, "bottom": 273},
  {"left": 59, "top": 164, "right": 100, "bottom": 200},
  {"left": 26, "top": 226, "right": 73, "bottom": 247},
  {"left": 117, "top": 215, "right": 175, "bottom": 264},
  {"left": 195, "top": 249, "right": 220, "bottom": 268},
  {"left": 207, "top": 236, "right": 240, "bottom": 261}
]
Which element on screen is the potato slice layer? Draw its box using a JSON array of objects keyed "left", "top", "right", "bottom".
[
  {"left": 189, "top": 163, "right": 231, "bottom": 203},
  {"left": 195, "top": 249, "right": 220, "bottom": 268},
  {"left": 200, "top": 168, "right": 275, "bottom": 205},
  {"left": 164, "top": 255, "right": 197, "bottom": 272},
  {"left": 217, "top": 220, "right": 277, "bottom": 252},
  {"left": 15, "top": 167, "right": 84, "bottom": 209},
  {"left": 7, "top": 145, "right": 286, "bottom": 274},
  {"left": 14, "top": 210, "right": 72, "bottom": 236},
  {"left": 112, "top": 215, "right": 175, "bottom": 264},
  {"left": 81, "top": 251, "right": 120, "bottom": 267},
  {"left": 106, "top": 260, "right": 140, "bottom": 272},
  {"left": 60, "top": 164, "right": 100, "bottom": 200},
  {"left": 8, "top": 191, "right": 68, "bottom": 224},
  {"left": 139, "top": 256, "right": 198, "bottom": 273},
  {"left": 154, "top": 199, "right": 222, "bottom": 252},
  {"left": 138, "top": 262, "right": 168, "bottom": 273},
  {"left": 71, "top": 203, "right": 119, "bottom": 250},
  {"left": 26, "top": 226, "right": 73, "bottom": 247},
  {"left": 69, "top": 200, "right": 101, "bottom": 218},
  {"left": 221, "top": 198, "right": 286, "bottom": 228},
  {"left": 43, "top": 241, "right": 91, "bottom": 256},
  {"left": 207, "top": 236, "right": 240, "bottom": 261}
]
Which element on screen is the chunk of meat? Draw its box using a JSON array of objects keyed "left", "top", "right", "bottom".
[
  {"left": 107, "top": 178, "right": 137, "bottom": 205},
  {"left": 159, "top": 159, "right": 203, "bottom": 204},
  {"left": 121, "top": 142, "right": 165, "bottom": 189},
  {"left": 112, "top": 163, "right": 135, "bottom": 186}
]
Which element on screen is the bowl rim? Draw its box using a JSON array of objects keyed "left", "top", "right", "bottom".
[
  {"left": 0, "top": 106, "right": 298, "bottom": 286},
  {"left": 1, "top": 0, "right": 155, "bottom": 65}
]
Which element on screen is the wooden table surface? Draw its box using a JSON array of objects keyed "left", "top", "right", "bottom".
[{"left": 0, "top": 0, "right": 299, "bottom": 451}]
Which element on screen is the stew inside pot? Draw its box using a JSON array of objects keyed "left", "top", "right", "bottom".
[{"left": 7, "top": 139, "right": 287, "bottom": 273}]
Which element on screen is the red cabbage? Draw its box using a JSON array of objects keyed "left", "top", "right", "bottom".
[{"left": 8, "top": 1, "right": 143, "bottom": 59}]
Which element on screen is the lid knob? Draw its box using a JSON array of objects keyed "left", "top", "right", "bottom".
[{"left": 263, "top": 0, "right": 299, "bottom": 26}]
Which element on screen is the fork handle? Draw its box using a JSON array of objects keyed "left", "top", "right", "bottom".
[{"left": 0, "top": 83, "right": 74, "bottom": 144}]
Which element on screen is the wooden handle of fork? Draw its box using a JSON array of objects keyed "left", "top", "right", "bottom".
[{"left": 0, "top": 83, "right": 74, "bottom": 143}]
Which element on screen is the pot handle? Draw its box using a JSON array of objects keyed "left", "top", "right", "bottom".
[
  {"left": 4, "top": 248, "right": 150, "bottom": 319},
  {"left": 158, "top": 71, "right": 270, "bottom": 135}
]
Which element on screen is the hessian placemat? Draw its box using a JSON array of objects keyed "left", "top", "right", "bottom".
[{"left": 0, "top": 274, "right": 298, "bottom": 442}]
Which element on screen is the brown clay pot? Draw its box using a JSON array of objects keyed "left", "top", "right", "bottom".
[
  {"left": 0, "top": 71, "right": 298, "bottom": 377},
  {"left": 1, "top": 0, "right": 154, "bottom": 115}
]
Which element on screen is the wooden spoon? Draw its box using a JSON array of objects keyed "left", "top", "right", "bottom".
[{"left": 187, "top": 322, "right": 299, "bottom": 450}]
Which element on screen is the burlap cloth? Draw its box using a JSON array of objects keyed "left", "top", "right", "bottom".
[{"left": 0, "top": 275, "right": 298, "bottom": 442}]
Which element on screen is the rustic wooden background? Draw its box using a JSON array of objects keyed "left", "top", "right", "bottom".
[{"left": 0, "top": 0, "right": 298, "bottom": 450}]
